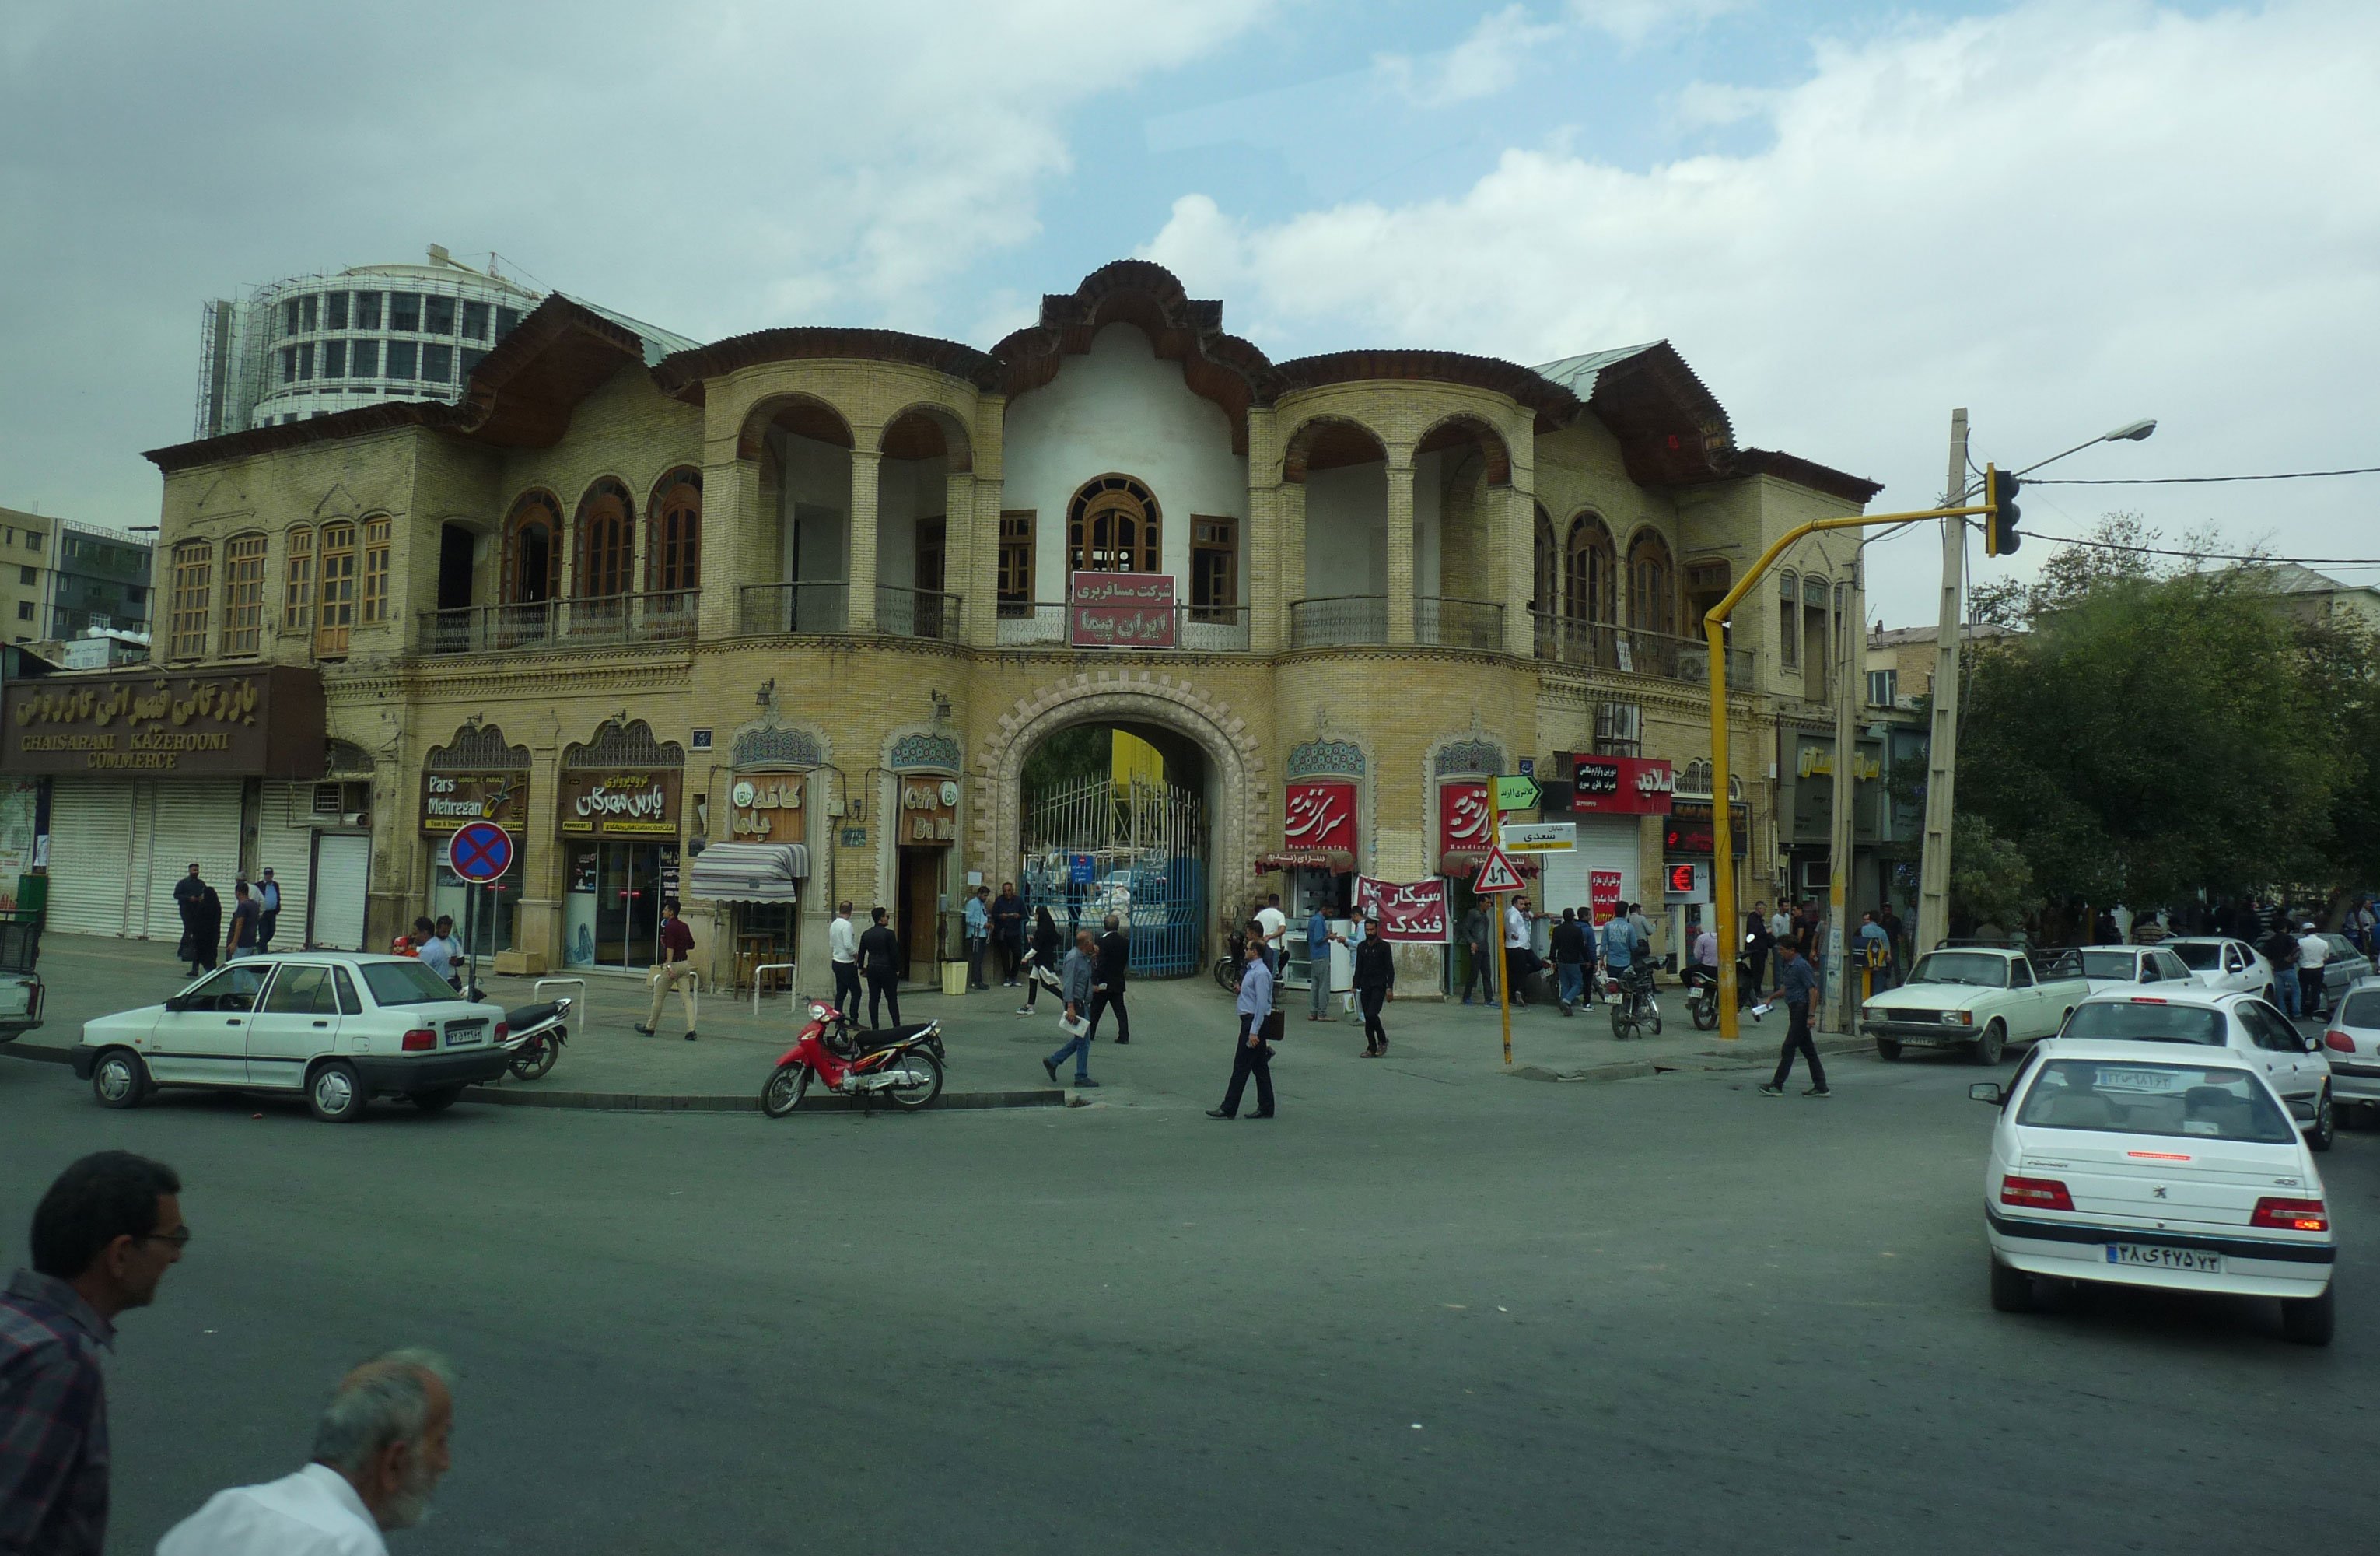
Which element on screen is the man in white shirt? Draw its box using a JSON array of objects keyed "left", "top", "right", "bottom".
[
  {"left": 1503, "top": 895, "right": 1539, "bottom": 1004},
  {"left": 828, "top": 900, "right": 862, "bottom": 1018},
  {"left": 1253, "top": 893, "right": 1288, "bottom": 970},
  {"left": 159, "top": 1348, "right": 454, "bottom": 1554},
  {"left": 2296, "top": 923, "right": 2331, "bottom": 1019}
]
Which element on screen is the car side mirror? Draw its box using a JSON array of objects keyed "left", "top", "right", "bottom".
[
  {"left": 2305, "top": 1035, "right": 2323, "bottom": 1054},
  {"left": 162, "top": 995, "right": 189, "bottom": 1013},
  {"left": 1968, "top": 1081, "right": 2004, "bottom": 1106}
]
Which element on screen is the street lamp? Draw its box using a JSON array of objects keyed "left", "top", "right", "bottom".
[{"left": 2011, "top": 418, "right": 2158, "bottom": 478}]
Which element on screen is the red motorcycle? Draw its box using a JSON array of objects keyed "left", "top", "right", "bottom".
[{"left": 760, "top": 1001, "right": 945, "bottom": 1116}]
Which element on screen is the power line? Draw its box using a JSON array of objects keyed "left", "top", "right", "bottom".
[
  {"left": 2026, "top": 465, "right": 2380, "bottom": 485},
  {"left": 2019, "top": 531, "right": 2380, "bottom": 567}
]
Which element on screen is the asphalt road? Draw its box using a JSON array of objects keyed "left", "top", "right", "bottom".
[{"left": 3, "top": 1032, "right": 2373, "bottom": 1554}]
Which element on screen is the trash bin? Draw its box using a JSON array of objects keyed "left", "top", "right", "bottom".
[
  {"left": 14, "top": 874, "right": 46, "bottom": 924},
  {"left": 940, "top": 959, "right": 968, "bottom": 997}
]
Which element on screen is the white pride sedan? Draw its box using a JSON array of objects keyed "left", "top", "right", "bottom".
[
  {"left": 74, "top": 953, "right": 513, "bottom": 1122},
  {"left": 1971, "top": 1039, "right": 2335, "bottom": 1344}
]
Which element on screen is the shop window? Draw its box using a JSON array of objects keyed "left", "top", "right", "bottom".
[
  {"left": 1627, "top": 531, "right": 1675, "bottom": 636},
  {"left": 997, "top": 510, "right": 1034, "bottom": 615},
  {"left": 219, "top": 533, "right": 267, "bottom": 657},
  {"left": 168, "top": 541, "right": 212, "bottom": 660},
  {"left": 573, "top": 478, "right": 634, "bottom": 600},
  {"left": 424, "top": 295, "right": 455, "bottom": 335},
  {"left": 1779, "top": 571, "right": 1799, "bottom": 668},
  {"left": 1189, "top": 515, "right": 1236, "bottom": 620},
  {"left": 643, "top": 468, "right": 701, "bottom": 595},
  {"left": 1066, "top": 475, "right": 1158, "bottom": 574},
  {"left": 355, "top": 291, "right": 383, "bottom": 330},
  {"left": 317, "top": 520, "right": 356, "bottom": 658},
  {"left": 386, "top": 340, "right": 417, "bottom": 380},
  {"left": 351, "top": 338, "right": 379, "bottom": 378},
  {"left": 283, "top": 526, "right": 314, "bottom": 633},
  {"left": 502, "top": 492, "right": 562, "bottom": 605},
  {"left": 322, "top": 340, "right": 345, "bottom": 378},
  {"left": 361, "top": 516, "right": 390, "bottom": 624},
  {"left": 421, "top": 343, "right": 452, "bottom": 384},
  {"left": 390, "top": 292, "right": 420, "bottom": 331},
  {"left": 461, "top": 300, "right": 490, "bottom": 341},
  {"left": 1564, "top": 514, "right": 1615, "bottom": 622},
  {"left": 326, "top": 290, "right": 348, "bottom": 330}
]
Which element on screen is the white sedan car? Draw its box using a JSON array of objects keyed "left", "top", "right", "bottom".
[
  {"left": 1972, "top": 1039, "right": 2335, "bottom": 1344},
  {"left": 2076, "top": 944, "right": 2196, "bottom": 997},
  {"left": 2060, "top": 987, "right": 2335, "bottom": 1149},
  {"left": 74, "top": 953, "right": 514, "bottom": 1122},
  {"left": 2161, "top": 937, "right": 2277, "bottom": 1001}
]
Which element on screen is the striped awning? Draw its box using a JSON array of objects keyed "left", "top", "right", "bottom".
[{"left": 687, "top": 843, "right": 809, "bottom": 903}]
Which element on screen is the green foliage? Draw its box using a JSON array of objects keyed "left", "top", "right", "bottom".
[
  {"left": 1021, "top": 725, "right": 1111, "bottom": 798},
  {"left": 1949, "top": 812, "right": 2033, "bottom": 932}
]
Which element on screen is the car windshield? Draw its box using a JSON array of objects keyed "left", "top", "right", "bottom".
[
  {"left": 360, "top": 960, "right": 465, "bottom": 1008},
  {"left": 2168, "top": 943, "right": 2221, "bottom": 970},
  {"left": 2078, "top": 951, "right": 2139, "bottom": 980},
  {"left": 2017, "top": 1060, "right": 2292, "bottom": 1144},
  {"left": 2061, "top": 1002, "right": 2225, "bottom": 1046},
  {"left": 1908, "top": 952, "right": 2007, "bottom": 988},
  {"left": 2338, "top": 990, "right": 2380, "bottom": 1030}
]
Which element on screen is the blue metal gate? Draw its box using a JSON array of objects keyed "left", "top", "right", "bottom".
[{"left": 1020, "top": 775, "right": 1206, "bottom": 978}]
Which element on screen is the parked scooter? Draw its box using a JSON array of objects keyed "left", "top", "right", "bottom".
[
  {"left": 760, "top": 1001, "right": 944, "bottom": 1116},
  {"left": 499, "top": 996, "right": 572, "bottom": 1081}
]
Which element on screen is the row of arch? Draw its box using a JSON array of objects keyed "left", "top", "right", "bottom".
[
  {"left": 500, "top": 468, "right": 702, "bottom": 607},
  {"left": 1531, "top": 507, "right": 1683, "bottom": 637}
]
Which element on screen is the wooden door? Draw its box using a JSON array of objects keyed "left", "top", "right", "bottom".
[{"left": 898, "top": 848, "right": 941, "bottom": 980}]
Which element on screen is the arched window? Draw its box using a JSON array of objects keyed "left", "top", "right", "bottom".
[
  {"left": 1627, "top": 531, "right": 1676, "bottom": 636},
  {"left": 282, "top": 526, "right": 314, "bottom": 633},
  {"left": 1066, "top": 475, "right": 1160, "bottom": 574},
  {"left": 1778, "top": 569, "right": 1799, "bottom": 668},
  {"left": 168, "top": 541, "right": 214, "bottom": 661},
  {"left": 1564, "top": 514, "right": 1615, "bottom": 623},
  {"left": 574, "top": 478, "right": 634, "bottom": 600},
  {"left": 219, "top": 533, "right": 268, "bottom": 657},
  {"left": 315, "top": 520, "right": 356, "bottom": 657},
  {"left": 646, "top": 468, "right": 702, "bottom": 594},
  {"left": 1531, "top": 505, "right": 1556, "bottom": 616},
  {"left": 360, "top": 515, "right": 391, "bottom": 625},
  {"left": 502, "top": 492, "right": 561, "bottom": 605}
]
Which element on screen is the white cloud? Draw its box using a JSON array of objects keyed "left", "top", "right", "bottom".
[
  {"left": 1378, "top": 6, "right": 1571, "bottom": 108},
  {"left": 1566, "top": 0, "right": 1751, "bottom": 46},
  {"left": 1144, "top": 0, "right": 2380, "bottom": 619},
  {"left": 1671, "top": 79, "right": 1781, "bottom": 130}
]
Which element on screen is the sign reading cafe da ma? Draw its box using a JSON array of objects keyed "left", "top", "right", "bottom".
[{"left": 1, "top": 667, "right": 325, "bottom": 778}]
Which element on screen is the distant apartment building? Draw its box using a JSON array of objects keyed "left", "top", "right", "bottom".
[
  {"left": 47, "top": 520, "right": 152, "bottom": 640},
  {"left": 0, "top": 508, "right": 54, "bottom": 644}
]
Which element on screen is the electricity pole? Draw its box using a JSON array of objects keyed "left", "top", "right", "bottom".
[
  {"left": 1827, "top": 546, "right": 1864, "bottom": 1031},
  {"left": 1914, "top": 409, "right": 1969, "bottom": 956}
]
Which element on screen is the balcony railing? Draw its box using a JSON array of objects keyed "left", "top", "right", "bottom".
[
  {"left": 1289, "top": 595, "right": 1388, "bottom": 648},
  {"left": 1530, "top": 612, "right": 1753, "bottom": 685},
  {"left": 1417, "top": 595, "right": 1504, "bottom": 650},
  {"left": 996, "top": 601, "right": 1251, "bottom": 651},
  {"left": 876, "top": 586, "right": 962, "bottom": 641},
  {"left": 418, "top": 591, "right": 698, "bottom": 654},
  {"left": 738, "top": 581, "right": 850, "bottom": 636}
]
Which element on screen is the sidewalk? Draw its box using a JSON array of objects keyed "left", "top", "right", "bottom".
[{"left": 4, "top": 933, "right": 1872, "bottom": 1113}]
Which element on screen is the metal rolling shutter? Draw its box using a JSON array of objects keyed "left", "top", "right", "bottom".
[
  {"left": 142, "top": 780, "right": 246, "bottom": 943},
  {"left": 310, "top": 832, "right": 371, "bottom": 950},
  {"left": 257, "top": 782, "right": 317, "bottom": 945},
  {"left": 1537, "top": 817, "right": 1640, "bottom": 920},
  {"left": 44, "top": 781, "right": 139, "bottom": 938}
]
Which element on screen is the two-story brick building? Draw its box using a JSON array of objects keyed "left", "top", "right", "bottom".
[{"left": 47, "top": 260, "right": 1878, "bottom": 994}]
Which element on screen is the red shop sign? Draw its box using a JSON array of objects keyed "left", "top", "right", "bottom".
[
  {"left": 1566, "top": 755, "right": 1675, "bottom": 815},
  {"left": 1069, "top": 571, "right": 1177, "bottom": 649},
  {"left": 1354, "top": 875, "right": 1451, "bottom": 943},
  {"left": 1438, "top": 780, "right": 1493, "bottom": 857},
  {"left": 1589, "top": 869, "right": 1625, "bottom": 923},
  {"left": 1283, "top": 780, "right": 1357, "bottom": 854}
]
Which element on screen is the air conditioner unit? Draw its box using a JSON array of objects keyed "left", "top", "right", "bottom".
[
  {"left": 310, "top": 783, "right": 342, "bottom": 817},
  {"left": 340, "top": 811, "right": 366, "bottom": 827}
]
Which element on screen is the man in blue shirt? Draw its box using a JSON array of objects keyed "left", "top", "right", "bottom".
[
  {"left": 1758, "top": 941, "right": 1828, "bottom": 1097},
  {"left": 1856, "top": 910, "right": 1892, "bottom": 994},
  {"left": 1210, "top": 920, "right": 1277, "bottom": 1120},
  {"left": 1304, "top": 904, "right": 1342, "bottom": 1022},
  {"left": 964, "top": 886, "right": 991, "bottom": 990}
]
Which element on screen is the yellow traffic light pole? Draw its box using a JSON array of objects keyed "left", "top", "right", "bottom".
[{"left": 1705, "top": 496, "right": 1999, "bottom": 1040}]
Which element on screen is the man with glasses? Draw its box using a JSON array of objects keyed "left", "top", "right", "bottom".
[{"left": 2, "top": 1151, "right": 187, "bottom": 1556}]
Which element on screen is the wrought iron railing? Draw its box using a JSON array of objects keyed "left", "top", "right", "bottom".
[
  {"left": 1417, "top": 595, "right": 1504, "bottom": 650},
  {"left": 1289, "top": 595, "right": 1388, "bottom": 648},
  {"left": 876, "top": 586, "right": 962, "bottom": 641},
  {"left": 737, "top": 581, "right": 849, "bottom": 636},
  {"left": 418, "top": 591, "right": 698, "bottom": 654},
  {"left": 1529, "top": 612, "right": 1753, "bottom": 685},
  {"left": 994, "top": 601, "right": 1251, "bottom": 651}
]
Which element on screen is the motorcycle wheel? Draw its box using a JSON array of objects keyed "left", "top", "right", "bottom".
[
  {"left": 760, "top": 1062, "right": 811, "bottom": 1119},
  {"left": 1608, "top": 1003, "right": 1637, "bottom": 1042},
  {"left": 882, "top": 1050, "right": 945, "bottom": 1111},
  {"left": 1643, "top": 1003, "right": 1663, "bottom": 1037},
  {"left": 508, "top": 1035, "right": 558, "bottom": 1081},
  {"left": 1690, "top": 996, "right": 1718, "bottom": 1032},
  {"left": 1213, "top": 956, "right": 1241, "bottom": 993}
]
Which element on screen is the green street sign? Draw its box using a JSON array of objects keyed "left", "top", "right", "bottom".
[{"left": 1493, "top": 775, "right": 1541, "bottom": 812}]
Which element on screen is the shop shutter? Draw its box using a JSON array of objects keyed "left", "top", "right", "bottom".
[
  {"left": 1536, "top": 816, "right": 1641, "bottom": 921},
  {"left": 257, "top": 782, "right": 317, "bottom": 945},
  {"left": 310, "top": 832, "right": 371, "bottom": 950},
  {"left": 142, "top": 780, "right": 245, "bottom": 943},
  {"left": 44, "top": 781, "right": 139, "bottom": 938}
]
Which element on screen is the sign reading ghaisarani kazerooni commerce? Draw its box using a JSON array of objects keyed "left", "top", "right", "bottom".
[{"left": 0, "top": 668, "right": 325, "bottom": 777}]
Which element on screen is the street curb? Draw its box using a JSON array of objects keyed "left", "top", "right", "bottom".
[
  {"left": 1507, "top": 1034, "right": 1868, "bottom": 1084},
  {"left": 461, "top": 1084, "right": 1066, "bottom": 1114}
]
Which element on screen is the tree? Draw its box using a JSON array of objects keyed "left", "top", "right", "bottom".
[{"left": 1949, "top": 813, "right": 2032, "bottom": 935}]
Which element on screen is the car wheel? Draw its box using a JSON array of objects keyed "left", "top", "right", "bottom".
[
  {"left": 1989, "top": 1252, "right": 2034, "bottom": 1313},
  {"left": 2280, "top": 1283, "right": 2335, "bottom": 1347},
  {"left": 1874, "top": 1038, "right": 1902, "bottom": 1061},
  {"left": 1972, "top": 1021, "right": 2007, "bottom": 1066},
  {"left": 307, "top": 1060, "right": 367, "bottom": 1123},
  {"left": 2308, "top": 1085, "right": 2335, "bottom": 1153},
  {"left": 409, "top": 1087, "right": 464, "bottom": 1115},
  {"left": 91, "top": 1049, "right": 149, "bottom": 1109}
]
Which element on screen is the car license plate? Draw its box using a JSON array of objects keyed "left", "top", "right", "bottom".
[
  {"left": 2106, "top": 1244, "right": 2221, "bottom": 1273},
  {"left": 2099, "top": 1068, "right": 2183, "bottom": 1093},
  {"left": 445, "top": 1022, "right": 486, "bottom": 1048}
]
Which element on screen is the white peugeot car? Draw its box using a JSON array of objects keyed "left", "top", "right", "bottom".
[
  {"left": 74, "top": 954, "right": 513, "bottom": 1122},
  {"left": 1972, "top": 1039, "right": 2335, "bottom": 1344},
  {"left": 2075, "top": 944, "right": 2196, "bottom": 997},
  {"left": 2059, "top": 988, "right": 2336, "bottom": 1150},
  {"left": 2161, "top": 937, "right": 2277, "bottom": 1001}
]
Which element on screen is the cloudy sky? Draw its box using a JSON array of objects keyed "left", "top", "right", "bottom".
[{"left": 2, "top": 0, "right": 2373, "bottom": 622}]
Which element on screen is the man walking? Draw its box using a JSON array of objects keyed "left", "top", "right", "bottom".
[
  {"left": 964, "top": 885, "right": 992, "bottom": 991},
  {"left": 1041, "top": 930, "right": 1100, "bottom": 1089},
  {"left": 1304, "top": 899, "right": 1342, "bottom": 1022},
  {"left": 635, "top": 901, "right": 698, "bottom": 1041},
  {"left": 225, "top": 881, "right": 263, "bottom": 964},
  {"left": 2, "top": 1151, "right": 186, "bottom": 1556},
  {"left": 2297, "top": 922, "right": 2330, "bottom": 1021},
  {"left": 1353, "top": 912, "right": 1395, "bottom": 1056},
  {"left": 2264, "top": 920, "right": 2301, "bottom": 1019},
  {"left": 992, "top": 881, "right": 1026, "bottom": 987},
  {"left": 1209, "top": 924, "right": 1277, "bottom": 1119},
  {"left": 1757, "top": 940, "right": 1827, "bottom": 1097},
  {"left": 1459, "top": 901, "right": 1496, "bottom": 1006},
  {"left": 254, "top": 868, "right": 282, "bottom": 953},
  {"left": 173, "top": 864, "right": 211, "bottom": 976},
  {"left": 857, "top": 907, "right": 901, "bottom": 1028},
  {"left": 1551, "top": 908, "right": 1589, "bottom": 1016},
  {"left": 1745, "top": 901, "right": 1771, "bottom": 992},
  {"left": 1088, "top": 913, "right": 1132, "bottom": 1044},
  {"left": 159, "top": 1348, "right": 455, "bottom": 1553},
  {"left": 829, "top": 901, "right": 863, "bottom": 1019}
]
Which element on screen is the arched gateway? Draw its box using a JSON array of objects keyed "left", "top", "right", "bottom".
[{"left": 974, "top": 675, "right": 1266, "bottom": 976}]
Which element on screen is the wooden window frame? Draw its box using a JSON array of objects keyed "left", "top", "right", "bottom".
[
  {"left": 997, "top": 510, "right": 1035, "bottom": 615},
  {"left": 646, "top": 468, "right": 702, "bottom": 595},
  {"left": 573, "top": 478, "right": 635, "bottom": 601},
  {"left": 1627, "top": 533, "right": 1677, "bottom": 636},
  {"left": 168, "top": 541, "right": 213, "bottom": 661},
  {"left": 282, "top": 526, "right": 315, "bottom": 633},
  {"left": 316, "top": 520, "right": 356, "bottom": 659},
  {"left": 360, "top": 516, "right": 391, "bottom": 625},
  {"left": 1563, "top": 514, "right": 1615, "bottom": 625},
  {"left": 1065, "top": 475, "right": 1160, "bottom": 576},
  {"left": 502, "top": 492, "right": 562, "bottom": 605},
  {"left": 912, "top": 516, "right": 947, "bottom": 598},
  {"left": 1778, "top": 570, "right": 1800, "bottom": 668},
  {"left": 218, "top": 533, "right": 267, "bottom": 657},
  {"left": 1188, "top": 514, "right": 1237, "bottom": 621}
]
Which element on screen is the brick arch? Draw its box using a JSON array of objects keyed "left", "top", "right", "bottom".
[
  {"left": 877, "top": 401, "right": 974, "bottom": 474},
  {"left": 1412, "top": 412, "right": 1512, "bottom": 486},
  {"left": 736, "top": 391, "right": 856, "bottom": 461},
  {"left": 971, "top": 675, "right": 1268, "bottom": 921},
  {"left": 1280, "top": 413, "right": 1390, "bottom": 485}
]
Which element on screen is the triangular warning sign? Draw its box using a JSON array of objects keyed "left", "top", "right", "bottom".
[{"left": 1472, "top": 846, "right": 1524, "bottom": 894}]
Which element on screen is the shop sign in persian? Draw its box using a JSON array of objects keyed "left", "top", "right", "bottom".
[
  {"left": 1069, "top": 572, "right": 1177, "bottom": 650},
  {"left": 1437, "top": 780, "right": 1492, "bottom": 858},
  {"left": 898, "top": 776, "right": 959, "bottom": 846},
  {"left": 419, "top": 773, "right": 527, "bottom": 834},
  {"left": 728, "top": 774, "right": 803, "bottom": 842},
  {"left": 1589, "top": 869, "right": 1625, "bottom": 923},
  {"left": 1354, "top": 875, "right": 1451, "bottom": 943},
  {"left": 558, "top": 770, "right": 681, "bottom": 837},
  {"left": 2, "top": 667, "right": 324, "bottom": 777},
  {"left": 1283, "top": 780, "right": 1357, "bottom": 854},
  {"left": 1566, "top": 755, "right": 1675, "bottom": 815}
]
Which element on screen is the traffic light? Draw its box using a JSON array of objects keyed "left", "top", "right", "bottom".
[{"left": 1983, "top": 464, "right": 2022, "bottom": 557}]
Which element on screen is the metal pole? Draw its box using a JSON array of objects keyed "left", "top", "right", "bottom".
[
  {"left": 1827, "top": 549, "right": 1864, "bottom": 1032},
  {"left": 1495, "top": 797, "right": 1514, "bottom": 1067},
  {"left": 1915, "top": 410, "right": 1971, "bottom": 957},
  {"left": 464, "top": 876, "right": 478, "bottom": 1003}
]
